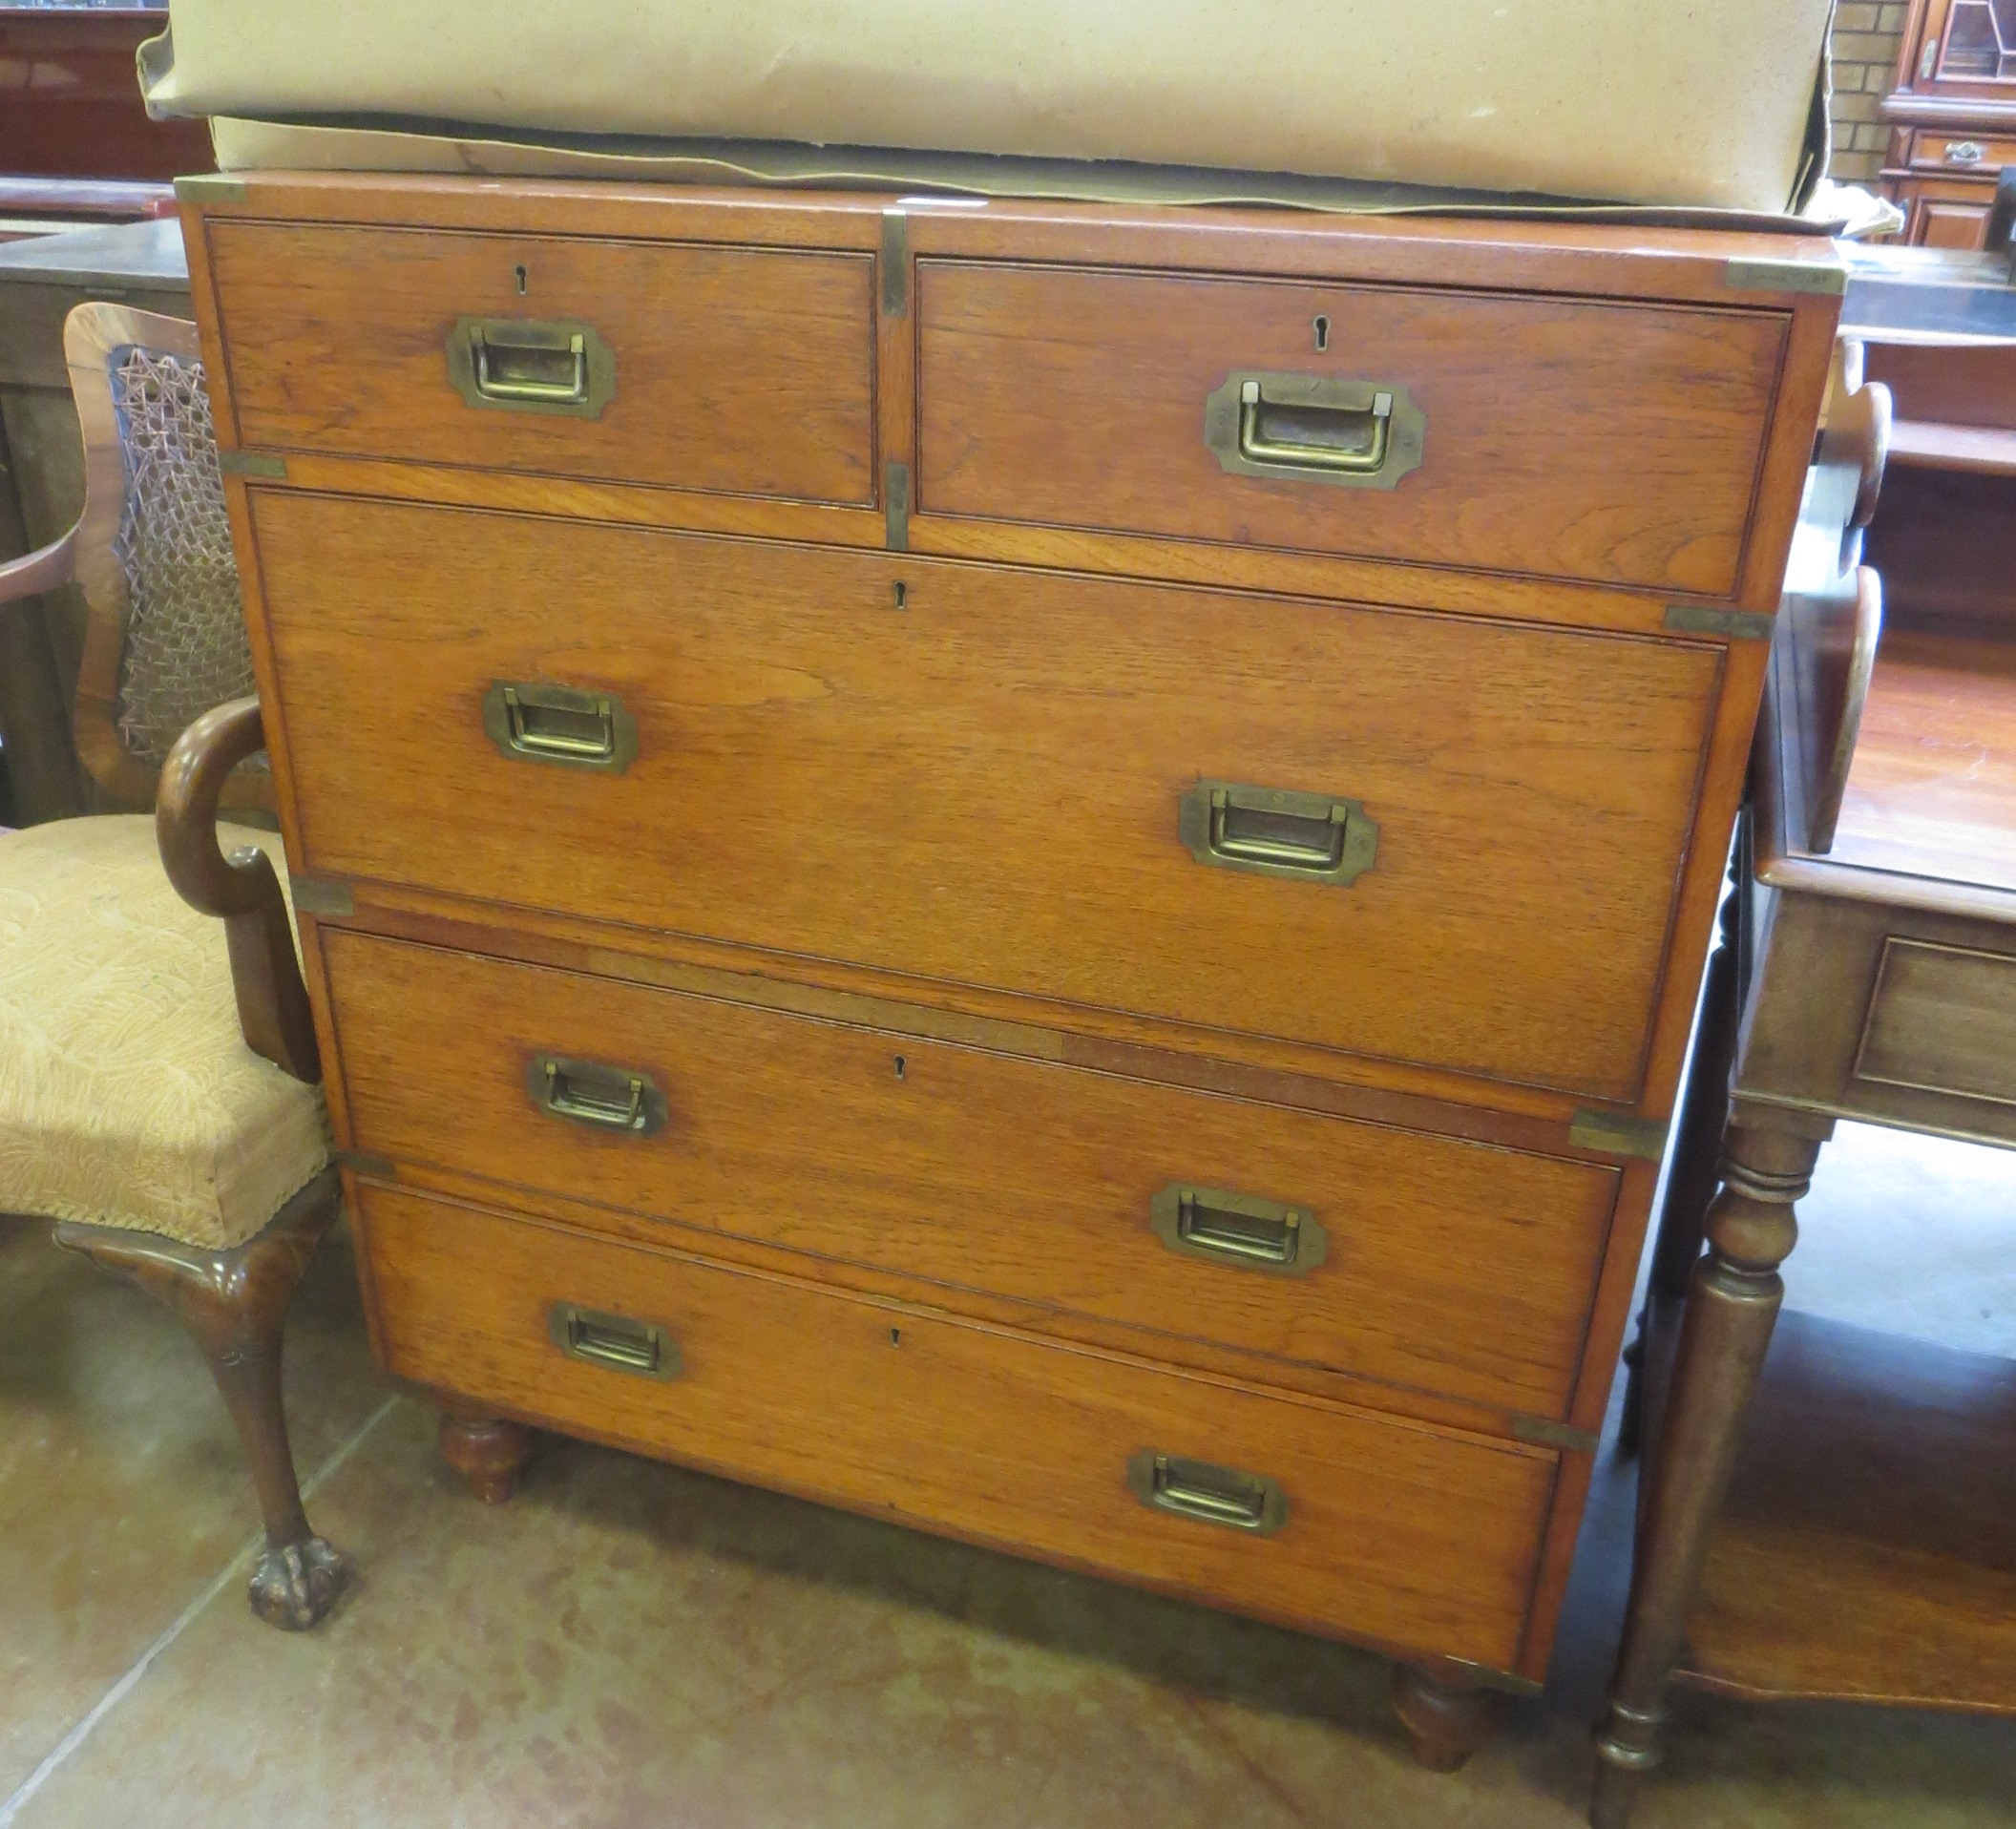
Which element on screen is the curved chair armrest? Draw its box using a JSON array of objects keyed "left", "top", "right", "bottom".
[
  {"left": 158, "top": 697, "right": 322, "bottom": 1083},
  {"left": 0, "top": 524, "right": 77, "bottom": 605}
]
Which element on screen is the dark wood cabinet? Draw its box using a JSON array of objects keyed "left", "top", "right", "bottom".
[
  {"left": 1882, "top": 0, "right": 2016, "bottom": 244},
  {"left": 0, "top": 3, "right": 211, "bottom": 225}
]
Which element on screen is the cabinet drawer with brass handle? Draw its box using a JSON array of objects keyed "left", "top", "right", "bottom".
[
  {"left": 359, "top": 1181, "right": 1556, "bottom": 1671},
  {"left": 205, "top": 221, "right": 875, "bottom": 503},
  {"left": 265, "top": 494, "right": 1722, "bottom": 1102},
  {"left": 325, "top": 927, "right": 1622, "bottom": 1422},
  {"left": 916, "top": 259, "right": 1785, "bottom": 597},
  {"left": 1906, "top": 130, "right": 2016, "bottom": 173}
]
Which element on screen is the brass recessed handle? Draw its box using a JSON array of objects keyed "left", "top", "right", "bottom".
[
  {"left": 548, "top": 1303, "right": 681, "bottom": 1379},
  {"left": 481, "top": 681, "right": 638, "bottom": 773},
  {"left": 447, "top": 316, "right": 615, "bottom": 417},
  {"left": 1126, "top": 1451, "right": 1288, "bottom": 1535},
  {"left": 1149, "top": 1184, "right": 1327, "bottom": 1276},
  {"left": 1244, "top": 379, "right": 1392, "bottom": 472},
  {"left": 1205, "top": 371, "right": 1424, "bottom": 490},
  {"left": 528, "top": 1053, "right": 667, "bottom": 1135},
  {"left": 1179, "top": 781, "right": 1378, "bottom": 886}
]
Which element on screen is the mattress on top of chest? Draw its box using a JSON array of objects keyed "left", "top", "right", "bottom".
[{"left": 143, "top": 0, "right": 1836, "bottom": 216}]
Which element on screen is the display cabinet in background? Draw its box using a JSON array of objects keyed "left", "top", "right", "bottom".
[
  {"left": 1883, "top": 0, "right": 2016, "bottom": 245},
  {"left": 0, "top": 1, "right": 212, "bottom": 232}
]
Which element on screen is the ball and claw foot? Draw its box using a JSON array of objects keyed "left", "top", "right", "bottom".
[
  {"left": 1392, "top": 1660, "right": 1504, "bottom": 1772},
  {"left": 438, "top": 1409, "right": 536, "bottom": 1504},
  {"left": 248, "top": 1535, "right": 348, "bottom": 1630}
]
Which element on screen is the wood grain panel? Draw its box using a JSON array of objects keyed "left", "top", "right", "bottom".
[
  {"left": 205, "top": 221, "right": 876, "bottom": 504},
  {"left": 915, "top": 262, "right": 1785, "bottom": 596},
  {"left": 358, "top": 1182, "right": 1555, "bottom": 1669},
  {"left": 322, "top": 928, "right": 1621, "bottom": 1420},
  {"left": 255, "top": 492, "right": 1722, "bottom": 1101},
  {"left": 1832, "top": 629, "right": 2016, "bottom": 893},
  {"left": 1857, "top": 937, "right": 2016, "bottom": 1104}
]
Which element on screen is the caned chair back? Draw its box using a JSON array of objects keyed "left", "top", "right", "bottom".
[{"left": 65, "top": 302, "right": 268, "bottom": 811}]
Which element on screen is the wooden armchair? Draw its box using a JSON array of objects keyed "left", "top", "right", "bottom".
[{"left": 0, "top": 304, "right": 345, "bottom": 1629}]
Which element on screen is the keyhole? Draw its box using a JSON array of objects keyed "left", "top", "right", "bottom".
[
  {"left": 1313, "top": 315, "right": 1330, "bottom": 351},
  {"left": 892, "top": 1055, "right": 907, "bottom": 1080},
  {"left": 892, "top": 580, "right": 908, "bottom": 610},
  {"left": 514, "top": 264, "right": 529, "bottom": 296},
  {"left": 890, "top": 1327, "right": 902, "bottom": 1346}
]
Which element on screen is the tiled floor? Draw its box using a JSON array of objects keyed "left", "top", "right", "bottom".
[{"left": 2, "top": 1125, "right": 2011, "bottom": 1828}]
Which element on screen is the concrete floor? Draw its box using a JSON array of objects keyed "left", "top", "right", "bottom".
[{"left": 2, "top": 1124, "right": 2011, "bottom": 1828}]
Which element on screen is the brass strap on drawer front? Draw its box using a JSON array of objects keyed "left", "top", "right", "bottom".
[
  {"left": 548, "top": 1303, "right": 682, "bottom": 1380},
  {"left": 528, "top": 1053, "right": 668, "bottom": 1136},
  {"left": 1150, "top": 1184, "right": 1327, "bottom": 1276},
  {"left": 482, "top": 681, "right": 639, "bottom": 773},
  {"left": 175, "top": 174, "right": 248, "bottom": 204},
  {"left": 1127, "top": 1451, "right": 1289, "bottom": 1535},
  {"left": 447, "top": 316, "right": 616, "bottom": 418},
  {"left": 217, "top": 450, "right": 287, "bottom": 480},
  {"left": 1180, "top": 781, "right": 1378, "bottom": 886},
  {"left": 1205, "top": 371, "right": 1424, "bottom": 490},
  {"left": 288, "top": 875, "right": 355, "bottom": 919},
  {"left": 1567, "top": 1108, "right": 1670, "bottom": 1163}
]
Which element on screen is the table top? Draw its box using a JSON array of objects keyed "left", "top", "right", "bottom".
[
  {"left": 0, "top": 217, "right": 188, "bottom": 289},
  {"left": 1830, "top": 630, "right": 2016, "bottom": 895},
  {"left": 1840, "top": 243, "right": 2016, "bottom": 347}
]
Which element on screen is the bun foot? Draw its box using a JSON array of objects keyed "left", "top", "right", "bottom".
[
  {"left": 1393, "top": 1659, "right": 1504, "bottom": 1772},
  {"left": 439, "top": 1408, "right": 535, "bottom": 1503},
  {"left": 249, "top": 1534, "right": 348, "bottom": 1629}
]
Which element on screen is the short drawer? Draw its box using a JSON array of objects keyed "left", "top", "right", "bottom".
[
  {"left": 323, "top": 929, "right": 1621, "bottom": 1421},
  {"left": 914, "top": 260, "right": 1788, "bottom": 597},
  {"left": 1856, "top": 937, "right": 2016, "bottom": 1106},
  {"left": 357, "top": 1183, "right": 1556, "bottom": 1669},
  {"left": 262, "top": 494, "right": 1722, "bottom": 1101},
  {"left": 204, "top": 221, "right": 875, "bottom": 503},
  {"left": 1905, "top": 130, "right": 2016, "bottom": 175}
]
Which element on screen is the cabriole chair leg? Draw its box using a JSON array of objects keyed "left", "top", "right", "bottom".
[{"left": 54, "top": 1169, "right": 349, "bottom": 1629}]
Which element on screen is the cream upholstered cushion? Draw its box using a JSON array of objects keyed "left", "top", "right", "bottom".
[
  {"left": 0, "top": 815, "right": 329, "bottom": 1250},
  {"left": 145, "top": 0, "right": 1835, "bottom": 215}
]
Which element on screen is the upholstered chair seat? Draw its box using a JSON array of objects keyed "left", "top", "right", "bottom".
[
  {"left": 0, "top": 304, "right": 349, "bottom": 1631},
  {"left": 0, "top": 815, "right": 329, "bottom": 1247}
]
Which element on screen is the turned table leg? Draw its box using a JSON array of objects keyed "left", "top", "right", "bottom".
[
  {"left": 1394, "top": 1659, "right": 1503, "bottom": 1771},
  {"left": 439, "top": 1406, "right": 536, "bottom": 1503},
  {"left": 1590, "top": 1122, "right": 1820, "bottom": 1828},
  {"left": 1621, "top": 872, "right": 1743, "bottom": 1460},
  {"left": 55, "top": 1173, "right": 349, "bottom": 1629}
]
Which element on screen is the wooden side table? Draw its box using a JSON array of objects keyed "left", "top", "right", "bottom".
[{"left": 1590, "top": 339, "right": 2016, "bottom": 1825}]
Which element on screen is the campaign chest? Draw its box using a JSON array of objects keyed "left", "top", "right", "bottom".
[{"left": 182, "top": 172, "right": 1839, "bottom": 1711}]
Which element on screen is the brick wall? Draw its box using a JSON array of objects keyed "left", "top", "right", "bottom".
[{"left": 1829, "top": 2, "right": 1910, "bottom": 183}]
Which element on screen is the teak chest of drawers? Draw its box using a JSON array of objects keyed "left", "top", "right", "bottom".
[{"left": 181, "top": 171, "right": 1842, "bottom": 1763}]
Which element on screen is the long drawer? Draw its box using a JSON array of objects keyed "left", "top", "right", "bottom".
[
  {"left": 261, "top": 492, "right": 1723, "bottom": 1101},
  {"left": 914, "top": 260, "right": 1787, "bottom": 596},
  {"left": 322, "top": 928, "right": 1620, "bottom": 1420},
  {"left": 356, "top": 1182, "right": 1556, "bottom": 1669},
  {"left": 204, "top": 221, "right": 877, "bottom": 504}
]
